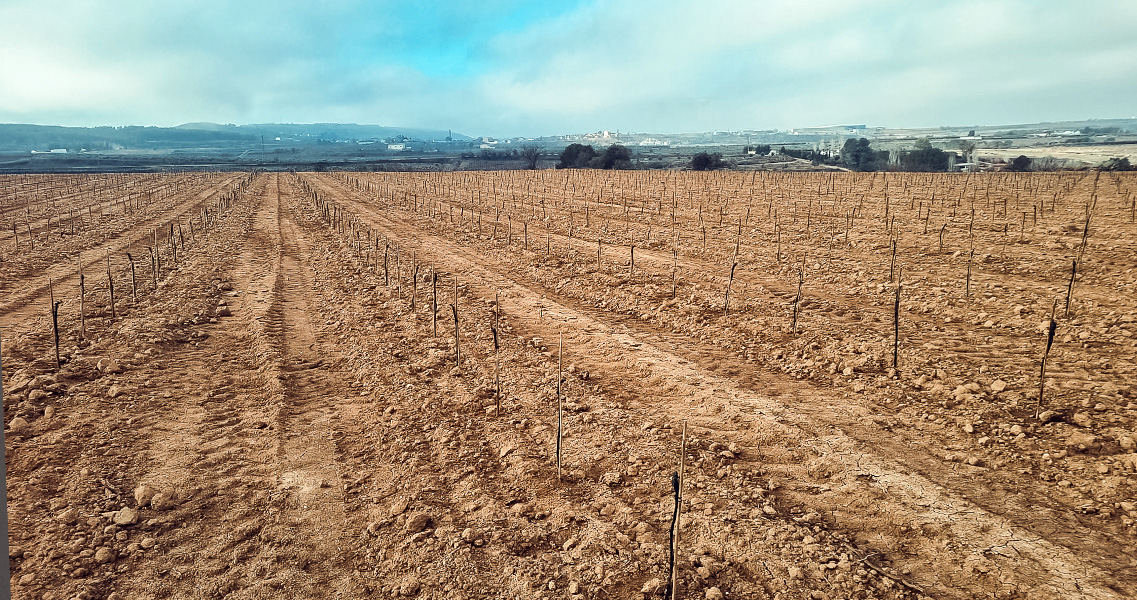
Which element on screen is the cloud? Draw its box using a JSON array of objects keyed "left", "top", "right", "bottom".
[{"left": 0, "top": 1, "right": 1134, "bottom": 135}]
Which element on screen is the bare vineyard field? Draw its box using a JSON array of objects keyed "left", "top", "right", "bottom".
[{"left": 3, "top": 170, "right": 1137, "bottom": 600}]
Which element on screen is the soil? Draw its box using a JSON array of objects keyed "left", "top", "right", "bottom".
[{"left": 4, "top": 170, "right": 1137, "bottom": 600}]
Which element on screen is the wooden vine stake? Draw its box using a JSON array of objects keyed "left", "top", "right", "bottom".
[
  {"left": 556, "top": 334, "right": 564, "bottom": 482},
  {"left": 668, "top": 421, "right": 687, "bottom": 600},
  {"left": 431, "top": 265, "right": 438, "bottom": 337},
  {"left": 629, "top": 245, "right": 635, "bottom": 281},
  {"left": 1064, "top": 259, "right": 1077, "bottom": 318},
  {"left": 411, "top": 251, "right": 418, "bottom": 314},
  {"left": 383, "top": 240, "right": 390, "bottom": 287},
  {"left": 77, "top": 253, "right": 87, "bottom": 339},
  {"left": 49, "top": 279, "right": 62, "bottom": 372},
  {"left": 723, "top": 262, "right": 737, "bottom": 315},
  {"left": 492, "top": 300, "right": 501, "bottom": 416},
  {"left": 1036, "top": 300, "right": 1059, "bottom": 417},
  {"left": 126, "top": 253, "right": 138, "bottom": 303},
  {"left": 965, "top": 247, "right": 974, "bottom": 299},
  {"left": 893, "top": 267, "right": 902, "bottom": 370},
  {"left": 791, "top": 266, "right": 803, "bottom": 335}
]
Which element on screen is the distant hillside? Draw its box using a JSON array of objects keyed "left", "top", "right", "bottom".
[
  {"left": 0, "top": 122, "right": 471, "bottom": 152},
  {"left": 189, "top": 123, "right": 472, "bottom": 142}
]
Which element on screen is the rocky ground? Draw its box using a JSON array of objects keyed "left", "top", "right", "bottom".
[{"left": 3, "top": 170, "right": 1136, "bottom": 600}]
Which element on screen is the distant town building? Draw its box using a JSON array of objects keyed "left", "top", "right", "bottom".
[{"left": 387, "top": 143, "right": 406, "bottom": 151}]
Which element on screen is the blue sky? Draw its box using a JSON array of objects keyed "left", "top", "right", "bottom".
[{"left": 1, "top": 0, "right": 1135, "bottom": 137}]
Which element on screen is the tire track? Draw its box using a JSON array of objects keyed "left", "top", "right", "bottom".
[{"left": 246, "top": 173, "right": 362, "bottom": 597}]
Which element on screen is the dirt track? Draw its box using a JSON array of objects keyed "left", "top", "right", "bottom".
[{"left": 4, "top": 170, "right": 1137, "bottom": 600}]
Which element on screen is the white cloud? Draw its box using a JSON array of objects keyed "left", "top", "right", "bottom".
[{"left": 0, "top": 0, "right": 1134, "bottom": 134}]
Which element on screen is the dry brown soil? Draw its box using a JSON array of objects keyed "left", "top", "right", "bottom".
[{"left": 4, "top": 170, "right": 1137, "bottom": 600}]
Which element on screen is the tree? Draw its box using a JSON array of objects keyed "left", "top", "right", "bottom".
[
  {"left": 1009, "top": 155, "right": 1032, "bottom": 172},
  {"left": 914, "top": 137, "right": 933, "bottom": 151},
  {"left": 841, "top": 138, "right": 880, "bottom": 171},
  {"left": 520, "top": 145, "right": 541, "bottom": 170},
  {"left": 1102, "top": 157, "right": 1133, "bottom": 171},
  {"left": 901, "top": 145, "right": 953, "bottom": 172},
  {"left": 691, "top": 152, "right": 723, "bottom": 171},
  {"left": 558, "top": 143, "right": 597, "bottom": 169},
  {"left": 599, "top": 144, "right": 632, "bottom": 169}
]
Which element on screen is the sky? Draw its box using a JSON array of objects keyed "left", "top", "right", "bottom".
[{"left": 1, "top": 0, "right": 1135, "bottom": 138}]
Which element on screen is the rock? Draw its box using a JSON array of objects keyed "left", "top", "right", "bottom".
[
  {"left": 641, "top": 578, "right": 664, "bottom": 596},
  {"left": 7, "top": 372, "right": 33, "bottom": 394},
  {"left": 7, "top": 416, "right": 30, "bottom": 435},
  {"left": 216, "top": 306, "right": 232, "bottom": 317},
  {"left": 788, "top": 566, "right": 804, "bottom": 579},
  {"left": 990, "top": 380, "right": 1008, "bottom": 393},
  {"left": 107, "top": 386, "right": 123, "bottom": 399},
  {"left": 1038, "top": 410, "right": 1060, "bottom": 423},
  {"left": 728, "top": 442, "right": 742, "bottom": 455},
  {"left": 399, "top": 575, "right": 421, "bottom": 596},
  {"left": 71, "top": 567, "right": 91, "bottom": 578},
  {"left": 1072, "top": 412, "right": 1093, "bottom": 428},
  {"left": 150, "top": 491, "right": 177, "bottom": 511},
  {"left": 57, "top": 507, "right": 79, "bottom": 524},
  {"left": 705, "top": 587, "right": 724, "bottom": 600},
  {"left": 568, "top": 581, "right": 580, "bottom": 594},
  {"left": 461, "top": 528, "right": 478, "bottom": 542},
  {"left": 95, "top": 547, "right": 114, "bottom": 564},
  {"left": 1010, "top": 425, "right": 1024, "bottom": 435},
  {"left": 962, "top": 423, "right": 975, "bottom": 434},
  {"left": 28, "top": 389, "right": 49, "bottom": 402},
  {"left": 43, "top": 406, "right": 55, "bottom": 419},
  {"left": 113, "top": 507, "right": 139, "bottom": 526},
  {"left": 405, "top": 513, "right": 430, "bottom": 534},
  {"left": 1066, "top": 432, "right": 1099, "bottom": 452},
  {"left": 1120, "top": 436, "right": 1136, "bottom": 452},
  {"left": 134, "top": 485, "right": 156, "bottom": 507},
  {"left": 140, "top": 537, "right": 156, "bottom": 549},
  {"left": 389, "top": 500, "right": 408, "bottom": 516},
  {"left": 96, "top": 358, "right": 123, "bottom": 374},
  {"left": 600, "top": 472, "right": 622, "bottom": 486}
]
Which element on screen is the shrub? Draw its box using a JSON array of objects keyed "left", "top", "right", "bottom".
[
  {"left": 1009, "top": 155, "right": 1032, "bottom": 172},
  {"left": 691, "top": 152, "right": 723, "bottom": 171},
  {"left": 558, "top": 143, "right": 597, "bottom": 169}
]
